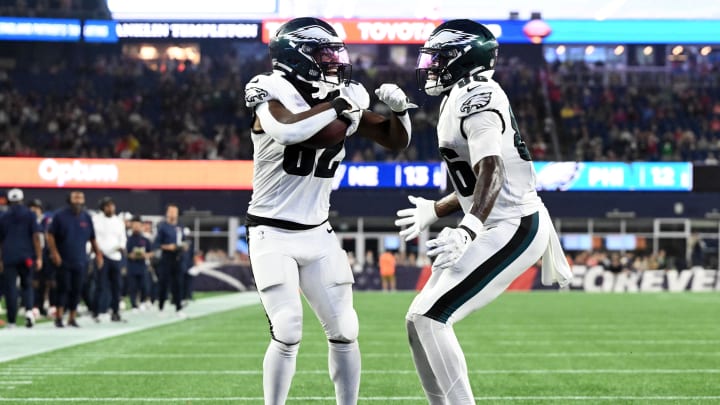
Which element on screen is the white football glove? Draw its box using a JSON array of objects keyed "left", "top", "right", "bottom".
[
  {"left": 427, "top": 227, "right": 472, "bottom": 271},
  {"left": 336, "top": 84, "right": 369, "bottom": 137},
  {"left": 395, "top": 196, "right": 439, "bottom": 241},
  {"left": 426, "top": 215, "right": 484, "bottom": 271},
  {"left": 339, "top": 83, "right": 371, "bottom": 110},
  {"left": 338, "top": 101, "right": 362, "bottom": 137},
  {"left": 374, "top": 83, "right": 418, "bottom": 113}
]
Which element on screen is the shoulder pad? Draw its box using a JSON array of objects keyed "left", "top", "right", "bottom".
[
  {"left": 340, "top": 81, "right": 370, "bottom": 110},
  {"left": 455, "top": 80, "right": 496, "bottom": 118},
  {"left": 244, "top": 73, "right": 278, "bottom": 108}
]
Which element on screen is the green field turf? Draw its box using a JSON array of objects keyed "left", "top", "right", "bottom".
[{"left": 0, "top": 291, "right": 719, "bottom": 404}]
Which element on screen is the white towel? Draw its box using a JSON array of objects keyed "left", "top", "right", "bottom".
[{"left": 541, "top": 215, "right": 573, "bottom": 287}]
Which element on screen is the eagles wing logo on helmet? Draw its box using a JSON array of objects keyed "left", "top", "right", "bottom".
[
  {"left": 284, "top": 25, "right": 340, "bottom": 44},
  {"left": 426, "top": 29, "right": 477, "bottom": 48},
  {"left": 460, "top": 92, "right": 492, "bottom": 114}
]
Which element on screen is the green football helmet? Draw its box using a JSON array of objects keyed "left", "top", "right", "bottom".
[
  {"left": 416, "top": 19, "right": 499, "bottom": 96},
  {"left": 269, "top": 17, "right": 352, "bottom": 88}
]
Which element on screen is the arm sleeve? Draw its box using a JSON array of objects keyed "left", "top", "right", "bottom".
[
  {"left": 255, "top": 102, "right": 338, "bottom": 146},
  {"left": 462, "top": 111, "right": 504, "bottom": 168}
]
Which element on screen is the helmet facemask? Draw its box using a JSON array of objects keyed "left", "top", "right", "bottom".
[
  {"left": 309, "top": 44, "right": 352, "bottom": 86},
  {"left": 416, "top": 47, "right": 461, "bottom": 96}
]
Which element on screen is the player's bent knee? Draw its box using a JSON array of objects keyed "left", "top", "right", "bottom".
[
  {"left": 407, "top": 313, "right": 443, "bottom": 335},
  {"left": 270, "top": 310, "right": 303, "bottom": 345},
  {"left": 327, "top": 310, "right": 359, "bottom": 343}
]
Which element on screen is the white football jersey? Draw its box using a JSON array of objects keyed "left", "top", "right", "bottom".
[
  {"left": 437, "top": 74, "right": 543, "bottom": 224},
  {"left": 245, "top": 71, "right": 368, "bottom": 226}
]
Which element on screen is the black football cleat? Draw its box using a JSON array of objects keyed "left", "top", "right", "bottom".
[{"left": 54, "top": 318, "right": 64, "bottom": 328}]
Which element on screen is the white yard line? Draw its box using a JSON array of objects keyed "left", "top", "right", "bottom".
[
  {"left": 58, "top": 351, "right": 720, "bottom": 359},
  {"left": 0, "top": 293, "right": 260, "bottom": 363},
  {"left": 493, "top": 339, "right": 720, "bottom": 345},
  {"left": 119, "top": 338, "right": 720, "bottom": 346},
  {"left": 1, "top": 396, "right": 720, "bottom": 402},
  {"left": 0, "top": 369, "right": 717, "bottom": 376}
]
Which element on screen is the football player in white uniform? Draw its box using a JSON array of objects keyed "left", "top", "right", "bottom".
[
  {"left": 395, "top": 20, "right": 572, "bottom": 404},
  {"left": 243, "top": 17, "right": 415, "bottom": 405}
]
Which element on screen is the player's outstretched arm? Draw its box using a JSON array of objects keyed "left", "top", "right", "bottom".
[
  {"left": 395, "top": 192, "right": 462, "bottom": 241},
  {"left": 435, "top": 193, "right": 463, "bottom": 218},
  {"left": 254, "top": 99, "right": 352, "bottom": 146},
  {"left": 355, "top": 84, "right": 416, "bottom": 151},
  {"left": 356, "top": 111, "right": 410, "bottom": 151}
]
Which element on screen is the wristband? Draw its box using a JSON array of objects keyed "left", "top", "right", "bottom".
[{"left": 458, "top": 214, "right": 484, "bottom": 240}]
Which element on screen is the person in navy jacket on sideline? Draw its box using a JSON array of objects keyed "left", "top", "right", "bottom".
[
  {"left": 0, "top": 189, "right": 42, "bottom": 328},
  {"left": 154, "top": 203, "right": 187, "bottom": 317},
  {"left": 47, "top": 191, "right": 103, "bottom": 328}
]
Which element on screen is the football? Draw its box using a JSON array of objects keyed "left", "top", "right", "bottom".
[{"left": 301, "top": 119, "right": 348, "bottom": 148}]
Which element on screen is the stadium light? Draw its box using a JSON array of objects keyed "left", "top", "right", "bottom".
[
  {"left": 556, "top": 45, "right": 566, "bottom": 55},
  {"left": 700, "top": 46, "right": 712, "bottom": 56},
  {"left": 614, "top": 45, "right": 624, "bottom": 56},
  {"left": 139, "top": 45, "right": 157, "bottom": 60},
  {"left": 672, "top": 45, "right": 684, "bottom": 55},
  {"left": 643, "top": 46, "right": 653, "bottom": 56},
  {"left": 585, "top": 45, "right": 595, "bottom": 55}
]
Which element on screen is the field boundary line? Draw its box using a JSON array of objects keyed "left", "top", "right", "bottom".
[{"left": 0, "top": 293, "right": 259, "bottom": 363}]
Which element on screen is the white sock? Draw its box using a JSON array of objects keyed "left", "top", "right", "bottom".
[
  {"left": 407, "top": 314, "right": 475, "bottom": 404},
  {"left": 328, "top": 341, "right": 361, "bottom": 405},
  {"left": 263, "top": 339, "right": 299, "bottom": 405}
]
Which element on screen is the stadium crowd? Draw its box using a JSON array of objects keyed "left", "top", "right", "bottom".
[
  {"left": 11, "top": 52, "right": 720, "bottom": 163},
  {"left": 0, "top": 0, "right": 109, "bottom": 19},
  {"left": 547, "top": 60, "right": 720, "bottom": 163}
]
